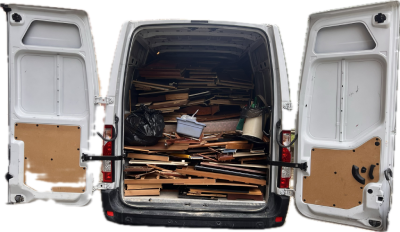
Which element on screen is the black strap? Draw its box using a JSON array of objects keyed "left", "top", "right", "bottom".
[
  {"left": 97, "top": 115, "right": 119, "bottom": 142},
  {"left": 276, "top": 119, "right": 298, "bottom": 148}
]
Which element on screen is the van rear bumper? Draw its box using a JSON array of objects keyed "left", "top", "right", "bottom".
[{"left": 101, "top": 188, "right": 289, "bottom": 228}]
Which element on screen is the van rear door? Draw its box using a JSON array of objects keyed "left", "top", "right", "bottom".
[
  {"left": 3, "top": 4, "right": 99, "bottom": 205},
  {"left": 294, "top": 1, "right": 398, "bottom": 230}
]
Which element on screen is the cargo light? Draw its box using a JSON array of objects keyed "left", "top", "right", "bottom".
[
  {"left": 102, "top": 125, "right": 114, "bottom": 183},
  {"left": 278, "top": 130, "right": 292, "bottom": 188}
]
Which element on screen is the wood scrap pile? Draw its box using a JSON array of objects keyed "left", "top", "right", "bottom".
[
  {"left": 123, "top": 131, "right": 269, "bottom": 201},
  {"left": 132, "top": 60, "right": 253, "bottom": 121}
]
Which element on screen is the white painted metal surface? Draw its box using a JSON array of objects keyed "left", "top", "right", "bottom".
[
  {"left": 295, "top": 1, "right": 399, "bottom": 230},
  {"left": 7, "top": 4, "right": 99, "bottom": 205}
]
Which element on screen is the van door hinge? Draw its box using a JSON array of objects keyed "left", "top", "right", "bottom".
[
  {"left": 277, "top": 188, "right": 295, "bottom": 197},
  {"left": 95, "top": 96, "right": 114, "bottom": 105},
  {"left": 268, "top": 161, "right": 308, "bottom": 171},
  {"left": 92, "top": 183, "right": 115, "bottom": 192},
  {"left": 282, "top": 102, "right": 292, "bottom": 110},
  {"left": 81, "top": 153, "right": 123, "bottom": 162}
]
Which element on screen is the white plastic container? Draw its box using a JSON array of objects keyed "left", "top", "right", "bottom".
[{"left": 176, "top": 113, "right": 206, "bottom": 138}]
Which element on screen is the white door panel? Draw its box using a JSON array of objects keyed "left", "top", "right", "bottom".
[
  {"left": 5, "top": 4, "right": 99, "bottom": 205},
  {"left": 295, "top": 2, "right": 398, "bottom": 230}
]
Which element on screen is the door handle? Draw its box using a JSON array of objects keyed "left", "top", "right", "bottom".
[{"left": 352, "top": 165, "right": 365, "bottom": 184}]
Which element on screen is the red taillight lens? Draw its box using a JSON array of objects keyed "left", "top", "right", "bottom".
[
  {"left": 106, "top": 211, "right": 114, "bottom": 217},
  {"left": 278, "top": 130, "right": 292, "bottom": 189},
  {"left": 275, "top": 216, "right": 283, "bottom": 223},
  {"left": 102, "top": 125, "right": 114, "bottom": 183}
]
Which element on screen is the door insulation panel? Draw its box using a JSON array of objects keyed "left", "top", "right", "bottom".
[
  {"left": 302, "top": 137, "right": 380, "bottom": 209},
  {"left": 14, "top": 123, "right": 85, "bottom": 193}
]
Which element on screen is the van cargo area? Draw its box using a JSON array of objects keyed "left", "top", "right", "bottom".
[{"left": 119, "top": 24, "right": 275, "bottom": 212}]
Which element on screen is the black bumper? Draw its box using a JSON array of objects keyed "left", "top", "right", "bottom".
[{"left": 101, "top": 188, "right": 290, "bottom": 228}]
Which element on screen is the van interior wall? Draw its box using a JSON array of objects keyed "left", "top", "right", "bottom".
[{"left": 121, "top": 25, "right": 273, "bottom": 210}]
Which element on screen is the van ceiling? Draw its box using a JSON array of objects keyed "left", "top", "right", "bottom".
[{"left": 136, "top": 26, "right": 265, "bottom": 61}]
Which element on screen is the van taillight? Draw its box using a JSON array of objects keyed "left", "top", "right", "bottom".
[
  {"left": 102, "top": 125, "right": 114, "bottom": 183},
  {"left": 278, "top": 130, "right": 292, "bottom": 188}
]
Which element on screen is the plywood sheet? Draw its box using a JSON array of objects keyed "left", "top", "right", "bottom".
[
  {"left": 15, "top": 123, "right": 85, "bottom": 193},
  {"left": 303, "top": 137, "right": 381, "bottom": 209}
]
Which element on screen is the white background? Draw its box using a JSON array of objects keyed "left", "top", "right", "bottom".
[{"left": 0, "top": 0, "right": 399, "bottom": 231}]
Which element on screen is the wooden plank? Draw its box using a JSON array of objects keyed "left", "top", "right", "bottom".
[
  {"left": 124, "top": 166, "right": 154, "bottom": 172},
  {"left": 125, "top": 189, "right": 160, "bottom": 196},
  {"left": 126, "top": 184, "right": 162, "bottom": 190},
  {"left": 125, "top": 142, "right": 189, "bottom": 151},
  {"left": 127, "top": 153, "right": 169, "bottom": 161},
  {"left": 200, "top": 162, "right": 266, "bottom": 175},
  {"left": 132, "top": 80, "right": 176, "bottom": 89},
  {"left": 188, "top": 140, "right": 247, "bottom": 149},
  {"left": 138, "top": 95, "right": 166, "bottom": 103},
  {"left": 129, "top": 160, "right": 188, "bottom": 166},
  {"left": 124, "top": 178, "right": 216, "bottom": 185},
  {"left": 173, "top": 182, "right": 257, "bottom": 188},
  {"left": 150, "top": 99, "right": 187, "bottom": 107},
  {"left": 226, "top": 143, "right": 254, "bottom": 150},
  {"left": 165, "top": 93, "right": 189, "bottom": 101},
  {"left": 178, "top": 105, "right": 220, "bottom": 116},
  {"left": 190, "top": 188, "right": 262, "bottom": 195},
  {"left": 158, "top": 106, "right": 181, "bottom": 112},
  {"left": 177, "top": 167, "right": 266, "bottom": 186},
  {"left": 209, "top": 99, "right": 247, "bottom": 106},
  {"left": 210, "top": 162, "right": 269, "bottom": 169},
  {"left": 196, "top": 112, "right": 241, "bottom": 122},
  {"left": 233, "top": 152, "right": 265, "bottom": 157},
  {"left": 238, "top": 156, "right": 267, "bottom": 163},
  {"left": 138, "top": 88, "right": 189, "bottom": 96},
  {"left": 135, "top": 84, "right": 169, "bottom": 91}
]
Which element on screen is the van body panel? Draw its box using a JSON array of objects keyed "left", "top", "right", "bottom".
[
  {"left": 295, "top": 2, "right": 398, "bottom": 230},
  {"left": 107, "top": 21, "right": 286, "bottom": 211},
  {"left": 5, "top": 4, "right": 99, "bottom": 205},
  {"left": 101, "top": 188, "right": 290, "bottom": 228}
]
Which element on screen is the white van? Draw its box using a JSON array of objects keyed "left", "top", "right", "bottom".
[{"left": 2, "top": 1, "right": 397, "bottom": 230}]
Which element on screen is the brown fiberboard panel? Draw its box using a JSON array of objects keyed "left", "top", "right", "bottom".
[
  {"left": 52, "top": 187, "right": 85, "bottom": 193},
  {"left": 303, "top": 137, "right": 381, "bottom": 209},
  {"left": 15, "top": 123, "right": 85, "bottom": 193}
]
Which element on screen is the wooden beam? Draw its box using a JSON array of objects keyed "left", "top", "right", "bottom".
[
  {"left": 176, "top": 167, "right": 266, "bottom": 186},
  {"left": 125, "top": 189, "right": 160, "bottom": 196},
  {"left": 127, "top": 153, "right": 169, "bottom": 162},
  {"left": 124, "top": 178, "right": 216, "bottom": 185}
]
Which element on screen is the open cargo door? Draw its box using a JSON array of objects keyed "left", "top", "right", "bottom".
[
  {"left": 2, "top": 4, "right": 99, "bottom": 205},
  {"left": 294, "top": 2, "right": 398, "bottom": 230}
]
